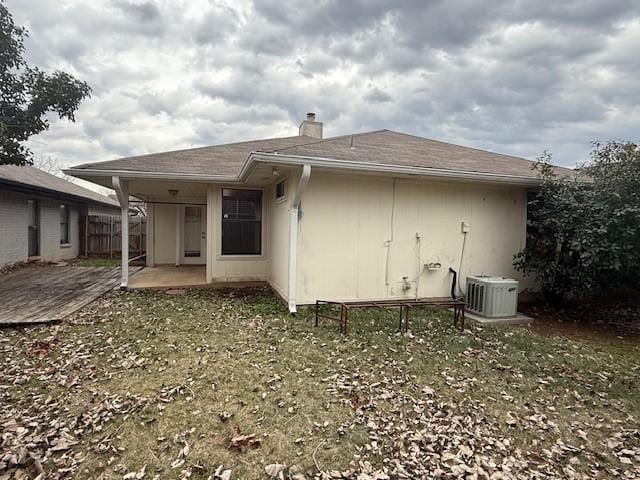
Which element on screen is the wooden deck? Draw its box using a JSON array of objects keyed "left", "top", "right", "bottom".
[{"left": 0, "top": 266, "right": 139, "bottom": 325}]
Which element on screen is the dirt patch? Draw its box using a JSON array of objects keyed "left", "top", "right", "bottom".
[
  {"left": 516, "top": 315, "right": 640, "bottom": 345},
  {"left": 519, "top": 297, "right": 640, "bottom": 345}
]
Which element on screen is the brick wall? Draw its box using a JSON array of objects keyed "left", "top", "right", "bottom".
[
  {"left": 39, "top": 198, "right": 80, "bottom": 260},
  {"left": 0, "top": 190, "right": 29, "bottom": 265},
  {"left": 0, "top": 188, "right": 81, "bottom": 267}
]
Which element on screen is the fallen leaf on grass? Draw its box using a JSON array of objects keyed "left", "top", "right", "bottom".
[
  {"left": 265, "top": 463, "right": 287, "bottom": 477},
  {"left": 230, "top": 427, "right": 261, "bottom": 451},
  {"left": 123, "top": 464, "right": 147, "bottom": 479},
  {"left": 230, "top": 434, "right": 261, "bottom": 450},
  {"left": 207, "top": 465, "right": 231, "bottom": 480},
  {"left": 265, "top": 463, "right": 307, "bottom": 480}
]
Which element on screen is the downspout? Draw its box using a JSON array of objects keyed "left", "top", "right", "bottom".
[
  {"left": 288, "top": 165, "right": 311, "bottom": 313},
  {"left": 112, "top": 176, "right": 129, "bottom": 289}
]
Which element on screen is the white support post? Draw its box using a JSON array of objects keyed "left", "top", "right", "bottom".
[
  {"left": 112, "top": 176, "right": 129, "bottom": 289},
  {"left": 287, "top": 165, "right": 311, "bottom": 313},
  {"left": 206, "top": 185, "right": 214, "bottom": 283},
  {"left": 175, "top": 204, "right": 181, "bottom": 266},
  {"left": 146, "top": 202, "right": 155, "bottom": 267}
]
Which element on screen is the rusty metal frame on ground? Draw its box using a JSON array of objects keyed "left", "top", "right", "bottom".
[{"left": 314, "top": 297, "right": 466, "bottom": 334}]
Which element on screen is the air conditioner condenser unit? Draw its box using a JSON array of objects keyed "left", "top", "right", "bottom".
[{"left": 466, "top": 276, "right": 518, "bottom": 318}]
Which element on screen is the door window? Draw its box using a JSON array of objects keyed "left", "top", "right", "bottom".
[{"left": 184, "top": 206, "right": 202, "bottom": 257}]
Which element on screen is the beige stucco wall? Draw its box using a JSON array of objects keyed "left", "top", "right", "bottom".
[
  {"left": 267, "top": 179, "right": 291, "bottom": 300},
  {"left": 153, "top": 203, "right": 178, "bottom": 264},
  {"left": 296, "top": 173, "right": 528, "bottom": 304},
  {"left": 147, "top": 173, "right": 530, "bottom": 305}
]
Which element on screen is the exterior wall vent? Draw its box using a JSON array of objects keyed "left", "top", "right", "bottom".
[{"left": 466, "top": 275, "right": 518, "bottom": 318}]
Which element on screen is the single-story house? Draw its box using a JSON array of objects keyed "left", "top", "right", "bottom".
[
  {"left": 66, "top": 114, "right": 575, "bottom": 312},
  {"left": 0, "top": 165, "right": 121, "bottom": 267}
]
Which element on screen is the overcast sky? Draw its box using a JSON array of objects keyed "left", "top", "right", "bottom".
[{"left": 8, "top": 0, "right": 640, "bottom": 178}]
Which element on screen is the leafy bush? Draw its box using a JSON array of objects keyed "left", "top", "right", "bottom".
[{"left": 515, "top": 141, "right": 640, "bottom": 304}]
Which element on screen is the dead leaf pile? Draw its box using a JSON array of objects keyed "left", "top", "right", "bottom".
[
  {"left": 316, "top": 357, "right": 640, "bottom": 480},
  {"left": 0, "top": 323, "right": 189, "bottom": 479}
]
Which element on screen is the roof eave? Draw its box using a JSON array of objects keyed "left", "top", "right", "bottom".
[
  {"left": 66, "top": 153, "right": 544, "bottom": 188},
  {"left": 248, "top": 152, "right": 543, "bottom": 186},
  {"left": 64, "top": 168, "right": 238, "bottom": 183},
  {"left": 0, "top": 177, "right": 120, "bottom": 210}
]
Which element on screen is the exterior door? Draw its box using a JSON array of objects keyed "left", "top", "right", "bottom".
[
  {"left": 27, "top": 199, "right": 39, "bottom": 257},
  {"left": 181, "top": 205, "right": 206, "bottom": 264}
]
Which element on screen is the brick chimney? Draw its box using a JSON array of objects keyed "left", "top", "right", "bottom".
[{"left": 299, "top": 112, "right": 323, "bottom": 139}]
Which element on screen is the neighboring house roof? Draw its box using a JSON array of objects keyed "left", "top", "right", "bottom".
[
  {"left": 0, "top": 165, "right": 120, "bottom": 208},
  {"left": 67, "top": 129, "right": 576, "bottom": 184}
]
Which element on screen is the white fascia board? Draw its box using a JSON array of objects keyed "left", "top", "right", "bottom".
[
  {"left": 248, "top": 152, "right": 542, "bottom": 186},
  {"left": 64, "top": 168, "right": 237, "bottom": 183}
]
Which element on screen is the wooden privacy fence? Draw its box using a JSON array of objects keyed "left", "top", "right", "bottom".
[{"left": 80, "top": 215, "right": 146, "bottom": 258}]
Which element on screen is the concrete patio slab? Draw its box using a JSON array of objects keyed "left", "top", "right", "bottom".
[
  {"left": 127, "top": 265, "right": 269, "bottom": 291},
  {"left": 128, "top": 265, "right": 207, "bottom": 289},
  {"left": 465, "top": 310, "right": 534, "bottom": 325}
]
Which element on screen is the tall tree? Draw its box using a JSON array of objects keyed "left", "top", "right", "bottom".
[{"left": 0, "top": 0, "right": 90, "bottom": 165}]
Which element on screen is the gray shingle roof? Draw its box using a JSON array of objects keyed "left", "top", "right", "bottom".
[
  {"left": 70, "top": 129, "right": 575, "bottom": 180},
  {"left": 74, "top": 135, "right": 321, "bottom": 176},
  {"left": 0, "top": 165, "right": 120, "bottom": 207},
  {"left": 274, "top": 130, "right": 573, "bottom": 178}
]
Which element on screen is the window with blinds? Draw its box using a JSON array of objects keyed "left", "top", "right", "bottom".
[{"left": 221, "top": 189, "right": 262, "bottom": 255}]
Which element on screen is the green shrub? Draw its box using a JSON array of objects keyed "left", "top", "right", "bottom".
[{"left": 515, "top": 141, "right": 640, "bottom": 304}]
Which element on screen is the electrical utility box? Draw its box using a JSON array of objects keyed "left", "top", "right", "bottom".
[{"left": 466, "top": 276, "right": 518, "bottom": 318}]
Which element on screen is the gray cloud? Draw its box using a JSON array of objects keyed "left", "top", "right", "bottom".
[
  {"left": 112, "top": 0, "right": 161, "bottom": 22},
  {"left": 5, "top": 0, "right": 640, "bottom": 177},
  {"left": 364, "top": 87, "right": 393, "bottom": 103}
]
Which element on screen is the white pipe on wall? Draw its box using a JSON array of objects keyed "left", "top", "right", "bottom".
[{"left": 288, "top": 165, "right": 312, "bottom": 313}]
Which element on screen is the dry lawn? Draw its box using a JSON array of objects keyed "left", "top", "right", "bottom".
[{"left": 1, "top": 287, "right": 639, "bottom": 479}]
